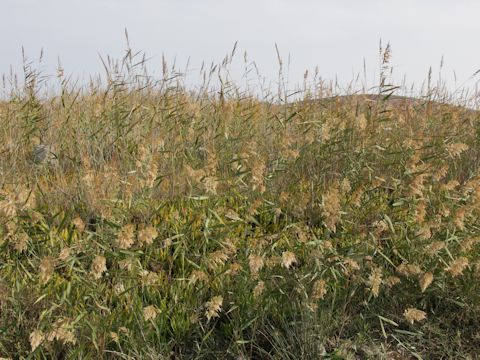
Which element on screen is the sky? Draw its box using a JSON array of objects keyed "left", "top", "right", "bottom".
[{"left": 1, "top": 0, "right": 480, "bottom": 97}]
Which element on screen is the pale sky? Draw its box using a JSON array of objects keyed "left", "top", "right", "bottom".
[{"left": 2, "top": 0, "right": 480, "bottom": 96}]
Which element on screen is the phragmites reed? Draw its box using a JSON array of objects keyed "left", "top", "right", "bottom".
[
  {"left": 404, "top": 308, "right": 427, "bottom": 324},
  {"left": 39, "top": 256, "right": 55, "bottom": 284},
  {"left": 30, "top": 330, "right": 44, "bottom": 351},
  {"left": 91, "top": 255, "right": 107, "bottom": 279},
  {"left": 116, "top": 224, "right": 135, "bottom": 249},
  {"left": 322, "top": 184, "right": 341, "bottom": 232},
  {"left": 419, "top": 272, "right": 434, "bottom": 293},
  {"left": 281, "top": 251, "right": 297, "bottom": 269},
  {"left": 248, "top": 254, "right": 265, "bottom": 277},
  {"left": 1, "top": 44, "right": 479, "bottom": 358},
  {"left": 137, "top": 226, "right": 158, "bottom": 246},
  {"left": 143, "top": 305, "right": 158, "bottom": 321},
  {"left": 446, "top": 257, "right": 469, "bottom": 276},
  {"left": 368, "top": 267, "right": 383, "bottom": 297},
  {"left": 205, "top": 296, "right": 223, "bottom": 321}
]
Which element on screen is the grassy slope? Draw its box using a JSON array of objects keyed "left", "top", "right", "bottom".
[{"left": 0, "top": 77, "right": 480, "bottom": 359}]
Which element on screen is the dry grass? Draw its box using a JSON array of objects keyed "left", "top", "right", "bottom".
[{"left": 0, "top": 47, "right": 480, "bottom": 359}]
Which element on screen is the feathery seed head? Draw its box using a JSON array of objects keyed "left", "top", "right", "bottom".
[
  {"left": 404, "top": 308, "right": 427, "bottom": 324},
  {"left": 281, "top": 251, "right": 297, "bottom": 269},
  {"left": 253, "top": 281, "right": 265, "bottom": 298},
  {"left": 311, "top": 279, "right": 327, "bottom": 300},
  {"left": 143, "top": 305, "right": 158, "bottom": 321},
  {"left": 446, "top": 257, "right": 469, "bottom": 277},
  {"left": 91, "top": 255, "right": 107, "bottom": 280},
  {"left": 137, "top": 226, "right": 157, "bottom": 246},
  {"left": 205, "top": 296, "right": 223, "bottom": 321},
  {"left": 39, "top": 256, "right": 55, "bottom": 284},
  {"left": 368, "top": 267, "right": 383, "bottom": 297},
  {"left": 116, "top": 224, "right": 135, "bottom": 249},
  {"left": 30, "top": 330, "right": 44, "bottom": 351},
  {"left": 248, "top": 254, "right": 264, "bottom": 277},
  {"left": 419, "top": 272, "right": 433, "bottom": 292}
]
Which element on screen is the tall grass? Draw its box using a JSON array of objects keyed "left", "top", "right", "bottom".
[{"left": 0, "top": 44, "right": 479, "bottom": 358}]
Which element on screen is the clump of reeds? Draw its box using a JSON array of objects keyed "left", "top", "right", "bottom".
[{"left": 0, "top": 43, "right": 479, "bottom": 359}]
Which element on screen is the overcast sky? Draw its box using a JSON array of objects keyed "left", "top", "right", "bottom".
[{"left": 2, "top": 0, "right": 480, "bottom": 96}]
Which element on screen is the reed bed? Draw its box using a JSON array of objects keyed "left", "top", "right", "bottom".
[{"left": 0, "top": 46, "right": 480, "bottom": 358}]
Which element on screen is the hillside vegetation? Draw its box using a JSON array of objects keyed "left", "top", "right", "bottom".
[{"left": 1, "top": 51, "right": 480, "bottom": 359}]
